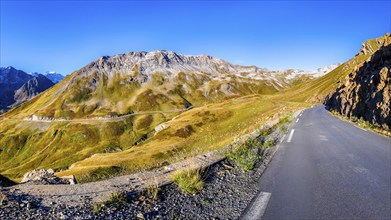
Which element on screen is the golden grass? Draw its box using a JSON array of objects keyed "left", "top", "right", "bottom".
[
  {"left": 172, "top": 167, "right": 204, "bottom": 194},
  {"left": 56, "top": 96, "right": 308, "bottom": 179}
]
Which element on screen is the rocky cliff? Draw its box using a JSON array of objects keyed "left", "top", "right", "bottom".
[
  {"left": 326, "top": 36, "right": 391, "bottom": 129},
  {"left": 13, "top": 74, "right": 55, "bottom": 105}
]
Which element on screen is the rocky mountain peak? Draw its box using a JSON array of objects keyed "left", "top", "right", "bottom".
[
  {"left": 358, "top": 33, "right": 391, "bottom": 56},
  {"left": 0, "top": 66, "right": 32, "bottom": 84},
  {"left": 81, "top": 50, "right": 259, "bottom": 82}
]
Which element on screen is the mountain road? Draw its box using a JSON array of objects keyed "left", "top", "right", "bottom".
[{"left": 241, "top": 105, "right": 391, "bottom": 219}]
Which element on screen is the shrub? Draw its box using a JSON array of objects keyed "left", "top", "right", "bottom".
[
  {"left": 280, "top": 125, "right": 288, "bottom": 134},
  {"left": 350, "top": 116, "right": 359, "bottom": 123},
  {"left": 226, "top": 141, "right": 260, "bottom": 171},
  {"left": 246, "top": 139, "right": 262, "bottom": 149},
  {"left": 93, "top": 191, "right": 127, "bottom": 213},
  {"left": 258, "top": 127, "right": 273, "bottom": 137},
  {"left": 279, "top": 113, "right": 293, "bottom": 124},
  {"left": 174, "top": 125, "right": 195, "bottom": 138},
  {"left": 172, "top": 168, "right": 204, "bottom": 194},
  {"left": 262, "top": 138, "right": 274, "bottom": 149},
  {"left": 105, "top": 191, "right": 127, "bottom": 207}
]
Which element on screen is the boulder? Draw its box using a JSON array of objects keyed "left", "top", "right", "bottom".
[
  {"left": 61, "top": 175, "right": 77, "bottom": 185},
  {"left": 21, "top": 169, "right": 74, "bottom": 185}
]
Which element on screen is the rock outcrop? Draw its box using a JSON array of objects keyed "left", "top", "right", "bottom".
[
  {"left": 326, "top": 41, "right": 391, "bottom": 129},
  {"left": 21, "top": 169, "right": 77, "bottom": 185}
]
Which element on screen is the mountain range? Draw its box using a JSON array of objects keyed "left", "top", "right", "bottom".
[
  {"left": 30, "top": 71, "right": 64, "bottom": 84},
  {"left": 2, "top": 51, "right": 336, "bottom": 119},
  {"left": 0, "top": 67, "right": 64, "bottom": 113}
]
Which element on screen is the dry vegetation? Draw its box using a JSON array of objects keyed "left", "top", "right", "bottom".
[{"left": 55, "top": 96, "right": 308, "bottom": 181}]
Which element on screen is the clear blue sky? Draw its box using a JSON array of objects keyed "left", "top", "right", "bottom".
[{"left": 1, "top": 1, "right": 390, "bottom": 75}]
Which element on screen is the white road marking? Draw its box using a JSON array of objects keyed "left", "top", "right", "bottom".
[
  {"left": 319, "top": 135, "right": 328, "bottom": 141},
  {"left": 287, "top": 129, "right": 295, "bottom": 143},
  {"left": 296, "top": 118, "right": 299, "bottom": 123},
  {"left": 242, "top": 192, "right": 272, "bottom": 220},
  {"left": 354, "top": 125, "right": 367, "bottom": 131}
]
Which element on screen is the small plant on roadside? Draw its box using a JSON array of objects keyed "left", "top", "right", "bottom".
[
  {"left": 201, "top": 198, "right": 211, "bottom": 205},
  {"left": 172, "top": 168, "right": 204, "bottom": 194},
  {"left": 145, "top": 177, "right": 159, "bottom": 201},
  {"left": 0, "top": 192, "right": 7, "bottom": 206},
  {"left": 280, "top": 125, "right": 288, "bottom": 134},
  {"left": 262, "top": 138, "right": 274, "bottom": 149},
  {"left": 106, "top": 191, "right": 127, "bottom": 206},
  {"left": 279, "top": 113, "right": 293, "bottom": 124},
  {"left": 258, "top": 127, "right": 273, "bottom": 137},
  {"left": 92, "top": 191, "right": 128, "bottom": 213},
  {"left": 246, "top": 139, "right": 262, "bottom": 149},
  {"left": 92, "top": 203, "right": 102, "bottom": 213},
  {"left": 350, "top": 116, "right": 359, "bottom": 122},
  {"left": 226, "top": 140, "right": 260, "bottom": 171}
]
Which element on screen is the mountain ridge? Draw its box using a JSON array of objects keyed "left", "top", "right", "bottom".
[
  {"left": 31, "top": 71, "right": 64, "bottom": 84},
  {"left": 0, "top": 67, "right": 58, "bottom": 112},
  {"left": 2, "top": 50, "right": 335, "bottom": 120}
]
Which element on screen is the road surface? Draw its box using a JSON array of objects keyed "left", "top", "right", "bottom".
[{"left": 242, "top": 105, "right": 391, "bottom": 219}]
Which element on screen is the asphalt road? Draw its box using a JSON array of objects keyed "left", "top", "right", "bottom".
[{"left": 242, "top": 105, "right": 391, "bottom": 219}]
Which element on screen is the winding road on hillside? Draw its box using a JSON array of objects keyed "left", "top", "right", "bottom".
[
  {"left": 19, "top": 107, "right": 193, "bottom": 123},
  {"left": 241, "top": 105, "right": 391, "bottom": 219}
]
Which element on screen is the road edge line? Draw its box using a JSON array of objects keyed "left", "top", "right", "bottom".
[{"left": 241, "top": 191, "right": 272, "bottom": 220}]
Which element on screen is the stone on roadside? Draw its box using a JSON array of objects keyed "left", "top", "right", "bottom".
[{"left": 21, "top": 169, "right": 71, "bottom": 185}]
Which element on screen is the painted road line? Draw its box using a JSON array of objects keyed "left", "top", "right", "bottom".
[
  {"left": 242, "top": 192, "right": 272, "bottom": 220},
  {"left": 296, "top": 118, "right": 299, "bottom": 123},
  {"left": 287, "top": 129, "right": 295, "bottom": 143}
]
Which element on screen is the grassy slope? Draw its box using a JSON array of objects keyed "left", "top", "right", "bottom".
[
  {"left": 0, "top": 112, "right": 175, "bottom": 179},
  {"left": 2, "top": 70, "right": 280, "bottom": 120},
  {"left": 56, "top": 96, "right": 309, "bottom": 181},
  {"left": 0, "top": 69, "right": 282, "bottom": 180},
  {"left": 1, "top": 95, "right": 308, "bottom": 181}
]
